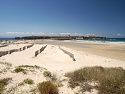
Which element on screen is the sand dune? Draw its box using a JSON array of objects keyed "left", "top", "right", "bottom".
[{"left": 0, "top": 42, "right": 125, "bottom": 94}]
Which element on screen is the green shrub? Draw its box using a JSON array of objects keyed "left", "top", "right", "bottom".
[
  {"left": 30, "top": 87, "right": 37, "bottom": 93},
  {"left": 18, "top": 82, "right": 25, "bottom": 86},
  {"left": 23, "top": 78, "right": 34, "bottom": 84},
  {"left": 14, "top": 67, "right": 26, "bottom": 74},
  {"left": 65, "top": 66, "right": 125, "bottom": 94},
  {"left": 43, "top": 71, "right": 52, "bottom": 78},
  {"left": 0, "top": 78, "right": 12, "bottom": 93},
  {"left": 38, "top": 81, "right": 58, "bottom": 94},
  {"left": 0, "top": 62, "right": 12, "bottom": 67},
  {"left": 51, "top": 73, "right": 58, "bottom": 82},
  {"left": 18, "top": 65, "right": 41, "bottom": 69}
]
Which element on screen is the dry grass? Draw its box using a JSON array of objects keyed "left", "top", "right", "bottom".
[
  {"left": 0, "top": 62, "right": 12, "bottom": 67},
  {"left": 65, "top": 66, "right": 125, "bottom": 94},
  {"left": 43, "top": 71, "right": 52, "bottom": 78},
  {"left": 38, "top": 81, "right": 58, "bottom": 94},
  {"left": 14, "top": 67, "right": 27, "bottom": 74},
  {"left": 0, "top": 62, "right": 12, "bottom": 73},
  {"left": 23, "top": 78, "right": 34, "bottom": 84},
  {"left": 0, "top": 78, "right": 12, "bottom": 93},
  {"left": 18, "top": 65, "right": 41, "bottom": 69}
]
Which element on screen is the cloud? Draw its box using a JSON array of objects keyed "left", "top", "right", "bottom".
[
  {"left": 85, "top": 34, "right": 95, "bottom": 36},
  {"left": 113, "top": 34, "right": 125, "bottom": 36},
  {"left": 72, "top": 33, "right": 78, "bottom": 35},
  {"left": 6, "top": 32, "right": 25, "bottom": 35},
  {"left": 6, "top": 32, "right": 44, "bottom": 36},
  {"left": 49, "top": 33, "right": 57, "bottom": 35},
  {"left": 116, "top": 34, "right": 124, "bottom": 36},
  {"left": 31, "top": 32, "right": 44, "bottom": 35},
  {"left": 5, "top": 32, "right": 99, "bottom": 37},
  {"left": 60, "top": 33, "right": 70, "bottom": 35}
]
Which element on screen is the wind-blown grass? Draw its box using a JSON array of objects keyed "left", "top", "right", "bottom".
[
  {"left": 65, "top": 66, "right": 125, "bottom": 94},
  {"left": 23, "top": 78, "right": 34, "bottom": 84},
  {"left": 43, "top": 71, "right": 52, "bottom": 78},
  {"left": 18, "top": 65, "right": 41, "bottom": 69},
  {"left": 38, "top": 81, "right": 58, "bottom": 94},
  {"left": 0, "top": 78, "right": 12, "bottom": 93},
  {"left": 14, "top": 67, "right": 27, "bottom": 74},
  {"left": 0, "top": 62, "right": 12, "bottom": 67},
  {"left": 0, "top": 62, "right": 12, "bottom": 73}
]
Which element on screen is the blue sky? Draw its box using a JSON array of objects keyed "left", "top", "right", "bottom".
[{"left": 0, "top": 0, "right": 125, "bottom": 38}]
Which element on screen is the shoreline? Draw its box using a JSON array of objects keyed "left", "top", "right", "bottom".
[
  {"left": 31, "top": 39, "right": 125, "bottom": 61},
  {"left": 1, "top": 39, "right": 125, "bottom": 61},
  {"left": 0, "top": 40, "right": 125, "bottom": 94}
]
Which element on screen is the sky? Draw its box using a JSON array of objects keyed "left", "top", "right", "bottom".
[{"left": 0, "top": 0, "right": 125, "bottom": 38}]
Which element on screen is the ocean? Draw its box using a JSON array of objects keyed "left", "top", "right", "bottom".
[
  {"left": 0, "top": 38, "right": 125, "bottom": 44},
  {"left": 0, "top": 38, "right": 15, "bottom": 40},
  {"left": 71, "top": 38, "right": 125, "bottom": 44}
]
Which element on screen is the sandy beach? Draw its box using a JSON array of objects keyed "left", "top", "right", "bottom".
[
  {"left": 0, "top": 40, "right": 125, "bottom": 94},
  {"left": 32, "top": 40, "right": 125, "bottom": 61}
]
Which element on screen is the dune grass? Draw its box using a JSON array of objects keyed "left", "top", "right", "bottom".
[
  {"left": 0, "top": 62, "right": 12, "bottom": 67},
  {"left": 43, "top": 71, "right": 52, "bottom": 78},
  {"left": 0, "top": 78, "right": 12, "bottom": 93},
  {"left": 65, "top": 66, "right": 125, "bottom": 94},
  {"left": 14, "top": 67, "right": 27, "bottom": 74},
  {"left": 23, "top": 78, "right": 34, "bottom": 84},
  {"left": 38, "top": 81, "right": 58, "bottom": 94},
  {"left": 0, "top": 62, "right": 12, "bottom": 73},
  {"left": 18, "top": 78, "right": 34, "bottom": 86},
  {"left": 18, "top": 65, "right": 41, "bottom": 69}
]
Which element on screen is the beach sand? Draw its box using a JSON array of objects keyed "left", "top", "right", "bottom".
[
  {"left": 0, "top": 40, "right": 125, "bottom": 94},
  {"left": 32, "top": 40, "right": 125, "bottom": 61}
]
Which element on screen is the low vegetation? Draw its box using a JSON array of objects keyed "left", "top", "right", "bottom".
[
  {"left": 51, "top": 73, "right": 58, "bottom": 82},
  {"left": 65, "top": 66, "right": 125, "bottom": 94},
  {"left": 14, "top": 67, "right": 27, "bottom": 74},
  {"left": 23, "top": 78, "right": 34, "bottom": 84},
  {"left": 18, "top": 78, "right": 34, "bottom": 86},
  {"left": 18, "top": 65, "right": 41, "bottom": 69},
  {"left": 0, "top": 62, "right": 12, "bottom": 67},
  {"left": 0, "top": 62, "right": 12, "bottom": 73},
  {"left": 14, "top": 65, "right": 45, "bottom": 75},
  {"left": 30, "top": 87, "right": 38, "bottom": 93},
  {"left": 43, "top": 71, "right": 63, "bottom": 87},
  {"left": 38, "top": 81, "right": 58, "bottom": 94},
  {"left": 43, "top": 71, "right": 52, "bottom": 78},
  {"left": 18, "top": 82, "right": 25, "bottom": 86},
  {"left": 0, "top": 78, "right": 12, "bottom": 93}
]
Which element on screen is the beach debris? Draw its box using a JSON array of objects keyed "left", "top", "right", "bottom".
[
  {"left": 40, "top": 45, "right": 47, "bottom": 53},
  {"left": 0, "top": 51, "right": 8, "bottom": 57},
  {"left": 19, "top": 48, "right": 22, "bottom": 51},
  {"left": 59, "top": 46, "right": 76, "bottom": 61},
  {"left": 22, "top": 46, "right": 26, "bottom": 50},
  {"left": 0, "top": 45, "right": 8, "bottom": 48},
  {"left": 18, "top": 44, "right": 34, "bottom": 52},
  {"left": 21, "top": 44, "right": 34, "bottom": 51},
  {"left": 35, "top": 50, "right": 39, "bottom": 57},
  {"left": 9, "top": 49, "right": 19, "bottom": 54},
  {"left": 0, "top": 44, "right": 34, "bottom": 57},
  {"left": 40, "top": 47, "right": 44, "bottom": 53},
  {"left": 34, "top": 45, "right": 47, "bottom": 57},
  {"left": 27, "top": 44, "right": 34, "bottom": 48}
]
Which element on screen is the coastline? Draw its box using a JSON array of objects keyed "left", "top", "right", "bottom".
[
  {"left": 31, "top": 39, "right": 125, "bottom": 61},
  {"left": 0, "top": 39, "right": 125, "bottom": 94},
  {"left": 1, "top": 39, "right": 125, "bottom": 70}
]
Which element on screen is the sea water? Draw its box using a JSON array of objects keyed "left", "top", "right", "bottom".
[
  {"left": 0, "top": 37, "right": 125, "bottom": 44},
  {"left": 71, "top": 38, "right": 125, "bottom": 44},
  {"left": 0, "top": 38, "right": 15, "bottom": 40}
]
